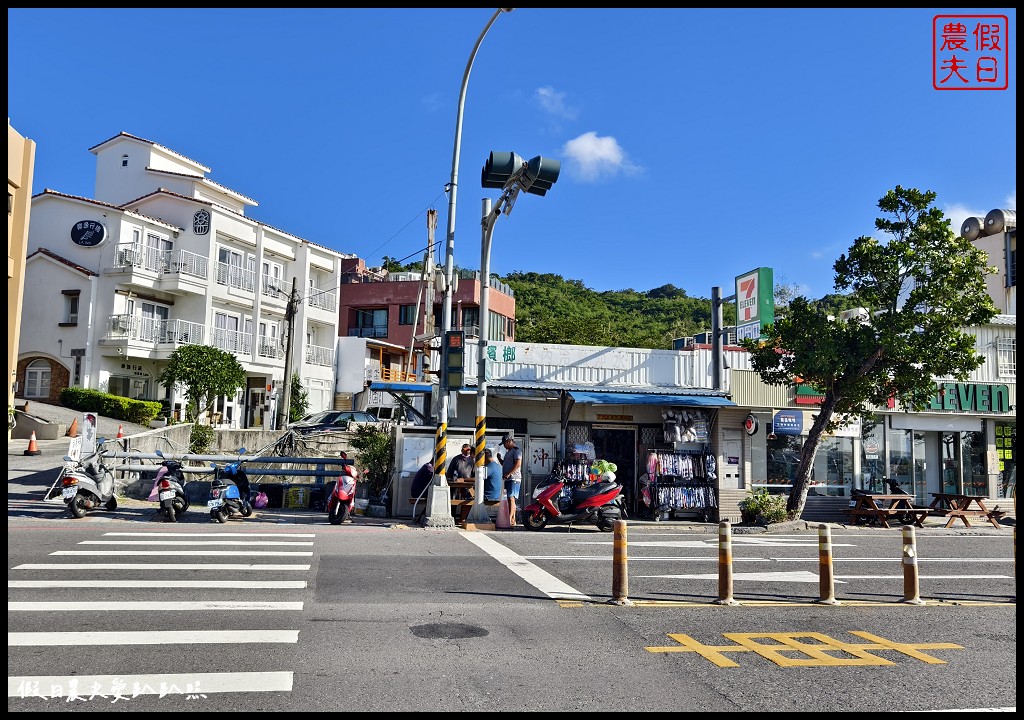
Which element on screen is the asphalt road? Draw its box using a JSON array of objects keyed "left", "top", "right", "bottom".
[{"left": 6, "top": 510, "right": 1016, "bottom": 712}]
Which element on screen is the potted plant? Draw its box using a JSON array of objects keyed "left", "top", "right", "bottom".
[
  {"left": 350, "top": 424, "right": 396, "bottom": 517},
  {"left": 739, "top": 487, "right": 789, "bottom": 525}
]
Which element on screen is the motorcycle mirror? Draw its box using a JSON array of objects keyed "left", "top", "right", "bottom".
[
  {"left": 97, "top": 437, "right": 107, "bottom": 444},
  {"left": 238, "top": 447, "right": 248, "bottom": 455},
  {"left": 155, "top": 450, "right": 164, "bottom": 458}
]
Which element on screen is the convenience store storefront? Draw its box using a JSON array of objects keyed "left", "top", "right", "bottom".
[{"left": 739, "top": 378, "right": 1015, "bottom": 507}]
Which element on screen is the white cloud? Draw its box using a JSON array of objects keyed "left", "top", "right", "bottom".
[
  {"left": 534, "top": 86, "right": 577, "bottom": 121},
  {"left": 560, "top": 131, "right": 642, "bottom": 182}
]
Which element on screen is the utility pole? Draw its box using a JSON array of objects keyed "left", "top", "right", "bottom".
[{"left": 277, "top": 278, "right": 299, "bottom": 430}]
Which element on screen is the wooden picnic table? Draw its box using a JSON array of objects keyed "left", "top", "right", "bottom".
[
  {"left": 928, "top": 492, "right": 1003, "bottom": 529},
  {"left": 844, "top": 493, "right": 930, "bottom": 528}
]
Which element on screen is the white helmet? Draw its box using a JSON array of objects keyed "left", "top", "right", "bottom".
[{"left": 599, "top": 470, "right": 616, "bottom": 483}]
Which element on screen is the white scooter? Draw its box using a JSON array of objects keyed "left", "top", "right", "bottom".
[{"left": 60, "top": 438, "right": 118, "bottom": 519}]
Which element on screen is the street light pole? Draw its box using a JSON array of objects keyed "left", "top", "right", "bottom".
[{"left": 426, "top": 7, "right": 513, "bottom": 529}]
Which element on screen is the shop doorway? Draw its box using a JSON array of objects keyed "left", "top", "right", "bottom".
[{"left": 590, "top": 425, "right": 637, "bottom": 515}]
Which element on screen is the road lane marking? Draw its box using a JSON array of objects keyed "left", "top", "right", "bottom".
[
  {"left": 9, "top": 580, "right": 306, "bottom": 589},
  {"left": 461, "top": 532, "right": 591, "bottom": 601},
  {"left": 14, "top": 564, "right": 311, "bottom": 571},
  {"left": 9, "top": 630, "right": 299, "bottom": 646},
  {"left": 9, "top": 601, "right": 303, "bottom": 611},
  {"left": 77, "top": 540, "right": 313, "bottom": 546},
  {"left": 102, "top": 532, "right": 315, "bottom": 537},
  {"left": 50, "top": 551, "right": 313, "bottom": 556},
  {"left": 9, "top": 671, "right": 294, "bottom": 698}
]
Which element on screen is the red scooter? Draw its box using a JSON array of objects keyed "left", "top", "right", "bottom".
[
  {"left": 328, "top": 454, "right": 359, "bottom": 525},
  {"left": 523, "top": 465, "right": 626, "bottom": 532}
]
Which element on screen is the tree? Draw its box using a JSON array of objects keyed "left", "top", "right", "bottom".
[
  {"left": 740, "top": 186, "right": 997, "bottom": 519},
  {"left": 288, "top": 372, "right": 310, "bottom": 423},
  {"left": 350, "top": 424, "right": 396, "bottom": 503},
  {"left": 157, "top": 345, "right": 247, "bottom": 423}
]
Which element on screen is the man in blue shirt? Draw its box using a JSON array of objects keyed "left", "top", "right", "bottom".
[
  {"left": 499, "top": 434, "right": 523, "bottom": 526},
  {"left": 483, "top": 448, "right": 503, "bottom": 502}
]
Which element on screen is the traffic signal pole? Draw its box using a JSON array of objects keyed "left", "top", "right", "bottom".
[
  {"left": 466, "top": 197, "right": 503, "bottom": 527},
  {"left": 426, "top": 8, "right": 512, "bottom": 529}
]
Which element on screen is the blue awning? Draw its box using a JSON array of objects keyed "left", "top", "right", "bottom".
[
  {"left": 369, "top": 381, "right": 434, "bottom": 393},
  {"left": 568, "top": 391, "right": 736, "bottom": 407}
]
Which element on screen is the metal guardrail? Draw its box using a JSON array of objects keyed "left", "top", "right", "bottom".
[{"left": 106, "top": 452, "right": 352, "bottom": 479}]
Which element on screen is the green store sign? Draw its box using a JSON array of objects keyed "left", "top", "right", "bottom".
[{"left": 927, "top": 382, "right": 1011, "bottom": 413}]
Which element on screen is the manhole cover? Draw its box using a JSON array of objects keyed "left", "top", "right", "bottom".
[{"left": 410, "top": 622, "right": 489, "bottom": 640}]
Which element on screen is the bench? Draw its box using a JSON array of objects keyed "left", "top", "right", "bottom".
[
  {"left": 928, "top": 493, "right": 1003, "bottom": 529},
  {"left": 845, "top": 507, "right": 930, "bottom": 528},
  {"left": 409, "top": 496, "right": 500, "bottom": 524}
]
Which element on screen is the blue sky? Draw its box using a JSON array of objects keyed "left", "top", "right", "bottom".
[{"left": 8, "top": 8, "right": 1016, "bottom": 299}]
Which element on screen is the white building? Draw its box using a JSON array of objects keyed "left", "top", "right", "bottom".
[{"left": 17, "top": 132, "right": 346, "bottom": 428}]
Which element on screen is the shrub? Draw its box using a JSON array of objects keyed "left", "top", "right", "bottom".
[
  {"left": 59, "top": 388, "right": 161, "bottom": 425},
  {"left": 739, "top": 488, "right": 789, "bottom": 525},
  {"left": 189, "top": 424, "right": 215, "bottom": 455}
]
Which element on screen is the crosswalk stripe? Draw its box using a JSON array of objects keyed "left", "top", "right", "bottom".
[
  {"left": 103, "top": 532, "right": 315, "bottom": 537},
  {"left": 51, "top": 551, "right": 313, "bottom": 556},
  {"left": 9, "top": 580, "right": 306, "bottom": 589},
  {"left": 9, "top": 671, "right": 294, "bottom": 697},
  {"left": 14, "top": 564, "right": 311, "bottom": 571},
  {"left": 9, "top": 601, "right": 304, "bottom": 611},
  {"left": 9, "top": 630, "right": 299, "bottom": 646},
  {"left": 78, "top": 540, "right": 313, "bottom": 546}
]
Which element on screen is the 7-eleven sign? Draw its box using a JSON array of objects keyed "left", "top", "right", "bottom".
[{"left": 735, "top": 267, "right": 774, "bottom": 338}]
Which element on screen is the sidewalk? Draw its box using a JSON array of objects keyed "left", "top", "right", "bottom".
[{"left": 7, "top": 406, "right": 1013, "bottom": 533}]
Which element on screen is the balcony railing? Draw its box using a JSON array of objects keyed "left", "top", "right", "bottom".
[
  {"left": 261, "top": 275, "right": 291, "bottom": 301},
  {"left": 305, "top": 344, "right": 334, "bottom": 367},
  {"left": 307, "top": 289, "right": 337, "bottom": 312},
  {"left": 216, "top": 262, "right": 256, "bottom": 293},
  {"left": 104, "top": 315, "right": 205, "bottom": 346},
  {"left": 170, "top": 249, "right": 209, "bottom": 280},
  {"left": 257, "top": 337, "right": 284, "bottom": 360},
  {"left": 379, "top": 367, "right": 418, "bottom": 383},
  {"left": 348, "top": 326, "right": 388, "bottom": 339},
  {"left": 212, "top": 327, "right": 253, "bottom": 355}
]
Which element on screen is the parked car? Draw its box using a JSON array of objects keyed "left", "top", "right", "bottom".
[{"left": 288, "top": 410, "right": 383, "bottom": 434}]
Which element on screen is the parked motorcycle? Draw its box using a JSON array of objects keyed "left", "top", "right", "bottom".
[
  {"left": 522, "top": 464, "right": 626, "bottom": 532},
  {"left": 148, "top": 450, "right": 190, "bottom": 522},
  {"left": 60, "top": 439, "right": 118, "bottom": 519},
  {"left": 328, "top": 453, "right": 359, "bottom": 525},
  {"left": 209, "top": 448, "right": 254, "bottom": 524}
]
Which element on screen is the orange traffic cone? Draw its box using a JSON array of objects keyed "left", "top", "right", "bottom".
[
  {"left": 496, "top": 491, "right": 511, "bottom": 529},
  {"left": 66, "top": 417, "right": 79, "bottom": 438},
  {"left": 116, "top": 424, "right": 124, "bottom": 439},
  {"left": 24, "top": 431, "right": 42, "bottom": 456}
]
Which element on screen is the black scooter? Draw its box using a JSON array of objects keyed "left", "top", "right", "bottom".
[{"left": 150, "top": 450, "right": 190, "bottom": 522}]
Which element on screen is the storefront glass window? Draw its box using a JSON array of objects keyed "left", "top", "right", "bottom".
[
  {"left": 887, "top": 429, "right": 913, "bottom": 492},
  {"left": 814, "top": 435, "right": 853, "bottom": 497},
  {"left": 995, "top": 423, "right": 1016, "bottom": 499},
  {"left": 960, "top": 428, "right": 987, "bottom": 496},
  {"left": 941, "top": 432, "right": 959, "bottom": 494},
  {"left": 861, "top": 418, "right": 886, "bottom": 492},
  {"left": 765, "top": 435, "right": 802, "bottom": 495}
]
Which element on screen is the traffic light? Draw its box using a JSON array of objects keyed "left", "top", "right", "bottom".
[
  {"left": 481, "top": 151, "right": 524, "bottom": 189},
  {"left": 522, "top": 155, "right": 560, "bottom": 196},
  {"left": 443, "top": 330, "right": 466, "bottom": 390}
]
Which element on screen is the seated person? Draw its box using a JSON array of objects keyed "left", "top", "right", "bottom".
[
  {"left": 483, "top": 448, "right": 503, "bottom": 502},
  {"left": 410, "top": 461, "right": 434, "bottom": 501}
]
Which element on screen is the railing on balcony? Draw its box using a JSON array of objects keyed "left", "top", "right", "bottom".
[
  {"left": 307, "top": 289, "right": 336, "bottom": 312},
  {"left": 169, "top": 249, "right": 209, "bottom": 280},
  {"left": 305, "top": 344, "right": 334, "bottom": 367},
  {"left": 216, "top": 262, "right": 256, "bottom": 293},
  {"left": 104, "top": 315, "right": 205, "bottom": 347},
  {"left": 114, "top": 243, "right": 171, "bottom": 273},
  {"left": 348, "top": 326, "right": 388, "bottom": 339},
  {"left": 261, "top": 275, "right": 291, "bottom": 301},
  {"left": 379, "top": 366, "right": 418, "bottom": 383},
  {"left": 159, "top": 319, "right": 205, "bottom": 345},
  {"left": 212, "top": 327, "right": 253, "bottom": 355},
  {"left": 257, "top": 336, "right": 284, "bottom": 360}
]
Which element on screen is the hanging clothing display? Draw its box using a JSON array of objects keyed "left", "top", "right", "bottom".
[{"left": 645, "top": 449, "right": 718, "bottom": 521}]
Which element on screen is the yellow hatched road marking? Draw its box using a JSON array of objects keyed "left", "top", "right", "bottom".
[{"left": 645, "top": 631, "right": 963, "bottom": 667}]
